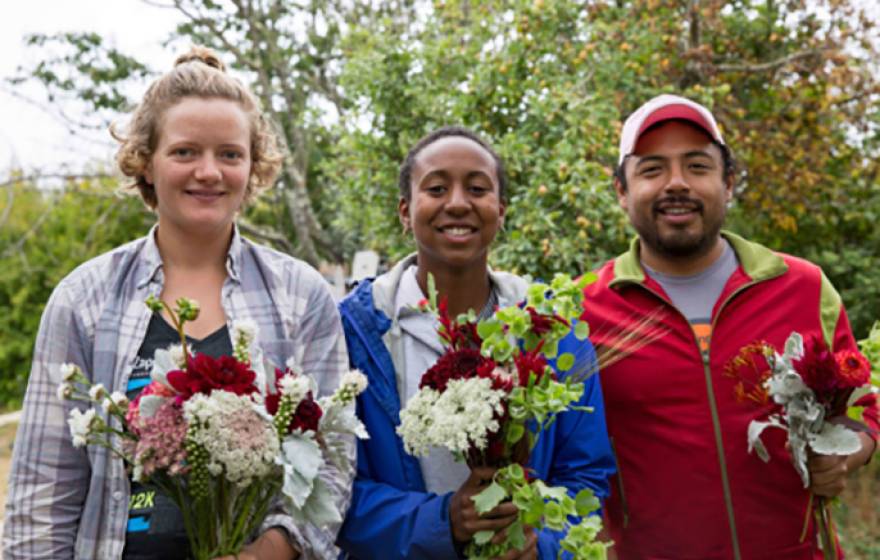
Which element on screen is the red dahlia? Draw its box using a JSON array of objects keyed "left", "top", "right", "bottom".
[
  {"left": 289, "top": 392, "right": 323, "bottom": 433},
  {"left": 166, "top": 353, "right": 258, "bottom": 402},
  {"left": 419, "top": 348, "right": 495, "bottom": 392}
]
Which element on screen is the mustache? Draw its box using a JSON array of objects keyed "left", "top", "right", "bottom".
[{"left": 653, "top": 195, "right": 703, "bottom": 213}]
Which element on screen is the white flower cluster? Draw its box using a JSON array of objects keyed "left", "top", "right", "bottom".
[
  {"left": 341, "top": 370, "right": 369, "bottom": 394},
  {"left": 330, "top": 369, "right": 369, "bottom": 406},
  {"left": 748, "top": 332, "right": 862, "bottom": 487},
  {"left": 184, "top": 391, "right": 280, "bottom": 487},
  {"left": 68, "top": 408, "right": 97, "bottom": 448},
  {"left": 279, "top": 374, "right": 313, "bottom": 405},
  {"left": 231, "top": 319, "right": 258, "bottom": 361},
  {"left": 397, "top": 377, "right": 505, "bottom": 458}
]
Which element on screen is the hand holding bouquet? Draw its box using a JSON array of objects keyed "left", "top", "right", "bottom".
[
  {"left": 397, "top": 274, "right": 608, "bottom": 560},
  {"left": 59, "top": 296, "right": 367, "bottom": 560},
  {"left": 727, "top": 331, "right": 878, "bottom": 559}
]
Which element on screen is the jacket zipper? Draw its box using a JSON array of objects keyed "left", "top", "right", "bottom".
[
  {"left": 633, "top": 282, "right": 755, "bottom": 560},
  {"left": 609, "top": 437, "right": 629, "bottom": 528}
]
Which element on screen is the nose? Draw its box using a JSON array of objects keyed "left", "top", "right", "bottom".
[
  {"left": 444, "top": 183, "right": 470, "bottom": 214},
  {"left": 194, "top": 156, "right": 222, "bottom": 183},
  {"left": 664, "top": 162, "right": 690, "bottom": 193}
]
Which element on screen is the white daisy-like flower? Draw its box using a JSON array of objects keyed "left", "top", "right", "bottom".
[
  {"left": 57, "top": 383, "right": 74, "bottom": 401},
  {"left": 110, "top": 391, "right": 129, "bottom": 408},
  {"left": 60, "top": 363, "right": 79, "bottom": 382},
  {"left": 168, "top": 345, "right": 186, "bottom": 368},
  {"left": 68, "top": 408, "right": 97, "bottom": 448},
  {"left": 88, "top": 384, "right": 107, "bottom": 402}
]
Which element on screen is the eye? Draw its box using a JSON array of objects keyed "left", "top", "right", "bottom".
[
  {"left": 426, "top": 184, "right": 446, "bottom": 195},
  {"left": 220, "top": 149, "right": 245, "bottom": 161},
  {"left": 171, "top": 147, "right": 195, "bottom": 158},
  {"left": 689, "top": 161, "right": 711, "bottom": 172},
  {"left": 469, "top": 184, "right": 490, "bottom": 195},
  {"left": 638, "top": 165, "right": 662, "bottom": 176}
]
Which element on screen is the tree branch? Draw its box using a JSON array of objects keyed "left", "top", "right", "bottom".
[
  {"left": 237, "top": 217, "right": 295, "bottom": 254},
  {"left": 716, "top": 49, "right": 825, "bottom": 73}
]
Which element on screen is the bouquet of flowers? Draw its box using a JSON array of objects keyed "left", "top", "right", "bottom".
[
  {"left": 59, "top": 296, "right": 367, "bottom": 560},
  {"left": 726, "top": 331, "right": 878, "bottom": 559},
  {"left": 397, "top": 274, "right": 610, "bottom": 560}
]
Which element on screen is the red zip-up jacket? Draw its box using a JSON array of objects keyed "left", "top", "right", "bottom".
[{"left": 582, "top": 232, "right": 865, "bottom": 560}]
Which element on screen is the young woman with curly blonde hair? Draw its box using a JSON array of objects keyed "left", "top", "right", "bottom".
[{"left": 3, "top": 47, "right": 351, "bottom": 560}]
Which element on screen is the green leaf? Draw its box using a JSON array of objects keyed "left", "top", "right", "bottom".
[
  {"left": 472, "top": 530, "right": 494, "bottom": 545},
  {"left": 471, "top": 481, "right": 507, "bottom": 514},
  {"left": 506, "top": 422, "right": 525, "bottom": 445},
  {"left": 557, "top": 352, "right": 575, "bottom": 371},
  {"left": 575, "top": 488, "right": 601, "bottom": 516}
]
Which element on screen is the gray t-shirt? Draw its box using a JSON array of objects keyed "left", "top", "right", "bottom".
[{"left": 643, "top": 239, "right": 738, "bottom": 355}]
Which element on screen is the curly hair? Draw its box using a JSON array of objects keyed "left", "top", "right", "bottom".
[{"left": 112, "top": 46, "right": 284, "bottom": 208}]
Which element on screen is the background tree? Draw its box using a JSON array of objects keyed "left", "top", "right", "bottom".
[
  {"left": 0, "top": 176, "right": 150, "bottom": 408},
  {"left": 326, "top": 0, "right": 880, "bottom": 334}
]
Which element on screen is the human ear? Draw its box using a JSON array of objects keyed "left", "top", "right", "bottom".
[
  {"left": 398, "top": 197, "right": 412, "bottom": 233},
  {"left": 614, "top": 177, "right": 628, "bottom": 210}
]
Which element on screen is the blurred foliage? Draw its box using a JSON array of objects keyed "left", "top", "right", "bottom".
[
  {"left": 0, "top": 176, "right": 152, "bottom": 408},
  {"left": 325, "top": 0, "right": 880, "bottom": 337},
  {"left": 4, "top": 0, "right": 880, "bottom": 408}
]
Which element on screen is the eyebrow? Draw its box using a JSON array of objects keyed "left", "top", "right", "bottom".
[
  {"left": 634, "top": 149, "right": 715, "bottom": 165},
  {"left": 418, "top": 169, "right": 494, "bottom": 183}
]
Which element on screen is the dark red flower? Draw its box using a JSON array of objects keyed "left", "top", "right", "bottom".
[
  {"left": 513, "top": 348, "right": 550, "bottom": 387},
  {"left": 436, "top": 296, "right": 482, "bottom": 350},
  {"left": 526, "top": 307, "right": 568, "bottom": 336},
  {"left": 289, "top": 392, "right": 323, "bottom": 433},
  {"left": 834, "top": 351, "right": 871, "bottom": 389},
  {"left": 420, "top": 348, "right": 494, "bottom": 392},
  {"left": 793, "top": 336, "right": 841, "bottom": 398},
  {"left": 264, "top": 367, "right": 288, "bottom": 415},
  {"left": 166, "top": 353, "right": 258, "bottom": 402}
]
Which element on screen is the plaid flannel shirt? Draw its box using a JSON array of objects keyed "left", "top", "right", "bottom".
[{"left": 3, "top": 225, "right": 352, "bottom": 559}]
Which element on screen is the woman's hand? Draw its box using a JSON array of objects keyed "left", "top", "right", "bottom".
[
  {"left": 449, "top": 467, "right": 518, "bottom": 544},
  {"left": 211, "top": 528, "right": 300, "bottom": 560}
]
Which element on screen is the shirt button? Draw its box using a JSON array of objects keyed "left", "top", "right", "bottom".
[{"left": 112, "top": 491, "right": 123, "bottom": 501}]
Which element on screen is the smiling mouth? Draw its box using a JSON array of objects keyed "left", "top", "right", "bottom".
[
  {"left": 442, "top": 226, "right": 476, "bottom": 235},
  {"left": 185, "top": 190, "right": 226, "bottom": 200}
]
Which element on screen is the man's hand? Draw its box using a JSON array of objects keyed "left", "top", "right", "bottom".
[
  {"left": 807, "top": 453, "right": 848, "bottom": 497},
  {"left": 450, "top": 467, "right": 518, "bottom": 544},
  {"left": 808, "top": 431, "right": 877, "bottom": 498}
]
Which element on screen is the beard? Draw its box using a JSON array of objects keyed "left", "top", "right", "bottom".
[{"left": 633, "top": 195, "right": 726, "bottom": 260}]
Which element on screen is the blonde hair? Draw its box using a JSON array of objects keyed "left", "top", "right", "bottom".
[{"left": 113, "top": 46, "right": 284, "bottom": 208}]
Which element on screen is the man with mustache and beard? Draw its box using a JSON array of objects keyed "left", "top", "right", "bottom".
[{"left": 580, "top": 94, "right": 877, "bottom": 559}]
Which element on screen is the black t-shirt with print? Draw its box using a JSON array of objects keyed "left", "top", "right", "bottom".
[{"left": 123, "top": 313, "right": 232, "bottom": 560}]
